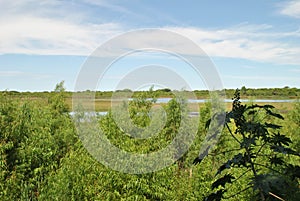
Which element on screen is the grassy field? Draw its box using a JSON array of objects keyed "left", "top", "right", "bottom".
[
  {"left": 4, "top": 93, "right": 296, "bottom": 113},
  {"left": 66, "top": 98, "right": 296, "bottom": 113}
]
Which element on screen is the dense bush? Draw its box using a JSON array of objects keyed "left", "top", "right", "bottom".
[
  {"left": 0, "top": 86, "right": 299, "bottom": 200},
  {"left": 0, "top": 84, "right": 77, "bottom": 200},
  {"left": 194, "top": 90, "right": 300, "bottom": 200}
]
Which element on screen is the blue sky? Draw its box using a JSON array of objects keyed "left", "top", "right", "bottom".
[{"left": 0, "top": 0, "right": 300, "bottom": 91}]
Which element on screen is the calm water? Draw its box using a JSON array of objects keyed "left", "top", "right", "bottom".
[
  {"left": 154, "top": 98, "right": 296, "bottom": 103},
  {"left": 71, "top": 98, "right": 296, "bottom": 117}
]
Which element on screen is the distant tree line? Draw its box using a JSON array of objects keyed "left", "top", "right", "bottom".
[{"left": 1, "top": 86, "right": 300, "bottom": 100}]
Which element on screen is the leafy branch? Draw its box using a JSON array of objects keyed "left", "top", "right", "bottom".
[{"left": 194, "top": 89, "right": 300, "bottom": 200}]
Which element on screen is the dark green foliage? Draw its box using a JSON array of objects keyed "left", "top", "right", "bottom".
[
  {"left": 0, "top": 83, "right": 76, "bottom": 200},
  {"left": 205, "top": 189, "right": 226, "bottom": 201},
  {"left": 1, "top": 86, "right": 299, "bottom": 101},
  {"left": 197, "top": 89, "right": 300, "bottom": 201},
  {"left": 211, "top": 174, "right": 235, "bottom": 189},
  {"left": 0, "top": 85, "right": 299, "bottom": 200}
]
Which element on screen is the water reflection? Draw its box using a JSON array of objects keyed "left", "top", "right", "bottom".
[{"left": 71, "top": 98, "right": 296, "bottom": 117}]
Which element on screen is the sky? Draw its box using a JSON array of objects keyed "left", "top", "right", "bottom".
[{"left": 0, "top": 0, "right": 300, "bottom": 91}]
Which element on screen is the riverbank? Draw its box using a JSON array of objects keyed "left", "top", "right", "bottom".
[{"left": 1, "top": 89, "right": 298, "bottom": 112}]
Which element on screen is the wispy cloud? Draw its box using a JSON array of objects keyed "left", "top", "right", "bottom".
[
  {"left": 279, "top": 0, "right": 300, "bottom": 18},
  {"left": 168, "top": 25, "right": 300, "bottom": 65},
  {"left": 82, "top": 0, "right": 133, "bottom": 15},
  {"left": 0, "top": 15, "right": 122, "bottom": 55},
  {"left": 0, "top": 0, "right": 124, "bottom": 55},
  {"left": 0, "top": 0, "right": 300, "bottom": 66}
]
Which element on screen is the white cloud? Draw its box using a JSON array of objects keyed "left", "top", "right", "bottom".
[
  {"left": 167, "top": 26, "right": 300, "bottom": 65},
  {"left": 0, "top": 0, "right": 124, "bottom": 55},
  {"left": 0, "top": 0, "right": 300, "bottom": 66},
  {"left": 82, "top": 0, "right": 133, "bottom": 15},
  {"left": 279, "top": 0, "right": 300, "bottom": 18},
  {"left": 0, "top": 14, "right": 123, "bottom": 55}
]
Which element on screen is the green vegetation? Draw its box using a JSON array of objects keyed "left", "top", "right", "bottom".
[
  {"left": 224, "top": 86, "right": 300, "bottom": 99},
  {"left": 195, "top": 90, "right": 300, "bottom": 200},
  {"left": 2, "top": 85, "right": 300, "bottom": 100},
  {"left": 1, "top": 86, "right": 299, "bottom": 112},
  {"left": 0, "top": 83, "right": 299, "bottom": 200}
]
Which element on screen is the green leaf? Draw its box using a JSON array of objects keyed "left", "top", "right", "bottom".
[
  {"left": 246, "top": 104, "right": 274, "bottom": 110},
  {"left": 205, "top": 189, "right": 226, "bottom": 201},
  {"left": 269, "top": 133, "right": 292, "bottom": 146},
  {"left": 284, "top": 164, "right": 300, "bottom": 179},
  {"left": 269, "top": 156, "right": 284, "bottom": 166},
  {"left": 264, "top": 123, "right": 282, "bottom": 129},
  {"left": 240, "top": 137, "right": 256, "bottom": 148},
  {"left": 205, "top": 118, "right": 211, "bottom": 129},
  {"left": 271, "top": 145, "right": 299, "bottom": 156},
  {"left": 216, "top": 163, "right": 231, "bottom": 175},
  {"left": 251, "top": 174, "right": 289, "bottom": 195},
  {"left": 265, "top": 109, "right": 284, "bottom": 120},
  {"left": 193, "top": 146, "right": 210, "bottom": 165},
  {"left": 216, "top": 153, "right": 248, "bottom": 175},
  {"left": 262, "top": 104, "right": 275, "bottom": 109},
  {"left": 212, "top": 174, "right": 235, "bottom": 190}
]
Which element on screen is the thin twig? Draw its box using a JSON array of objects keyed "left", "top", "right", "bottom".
[
  {"left": 269, "top": 192, "right": 285, "bottom": 201},
  {"left": 252, "top": 162, "right": 282, "bottom": 174},
  {"left": 226, "top": 123, "right": 241, "bottom": 144},
  {"left": 253, "top": 141, "right": 267, "bottom": 163},
  {"left": 232, "top": 169, "right": 252, "bottom": 183},
  {"left": 245, "top": 146, "right": 265, "bottom": 201},
  {"left": 223, "top": 186, "right": 251, "bottom": 199}
]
